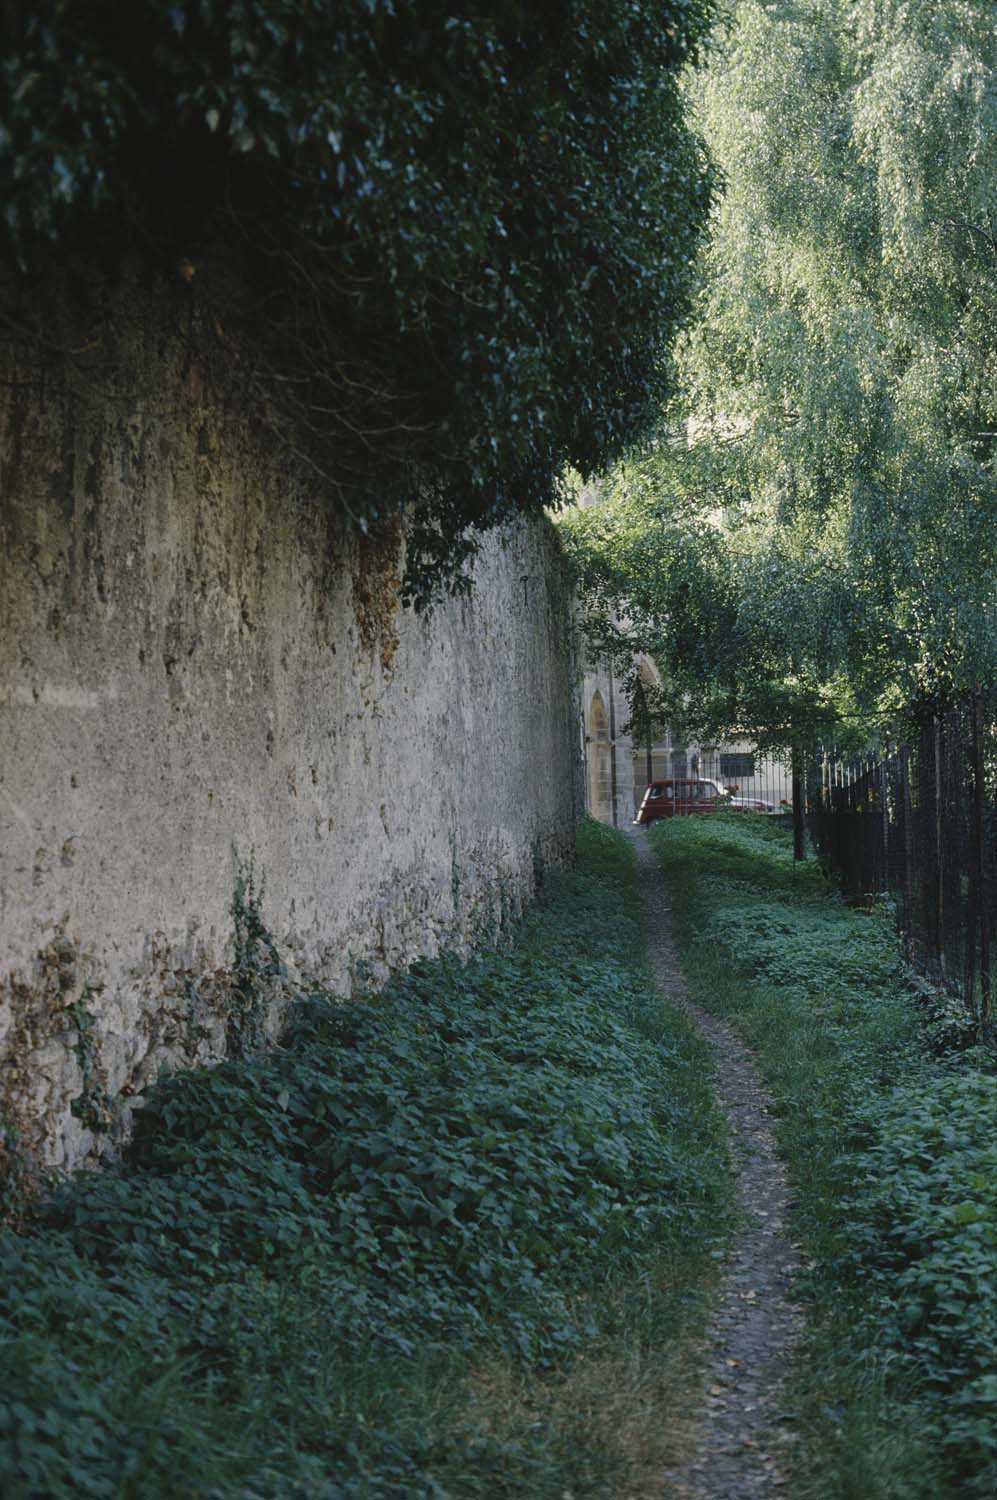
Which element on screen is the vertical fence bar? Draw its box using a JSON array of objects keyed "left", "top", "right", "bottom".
[
  {"left": 901, "top": 742, "right": 913, "bottom": 962},
  {"left": 881, "top": 753, "right": 890, "bottom": 894},
  {"left": 973, "top": 686, "right": 990, "bottom": 1026},
  {"left": 792, "top": 745, "right": 804, "bottom": 862},
  {"left": 963, "top": 700, "right": 979, "bottom": 1014},
  {"left": 934, "top": 717, "right": 946, "bottom": 977}
]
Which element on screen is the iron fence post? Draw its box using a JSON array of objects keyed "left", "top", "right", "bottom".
[
  {"left": 973, "top": 686, "right": 990, "bottom": 1026},
  {"left": 792, "top": 745, "right": 804, "bottom": 861}
]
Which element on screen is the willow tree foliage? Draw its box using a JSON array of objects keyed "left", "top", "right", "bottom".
[
  {"left": 564, "top": 0, "right": 997, "bottom": 738},
  {"left": 565, "top": 451, "right": 867, "bottom": 751},
  {"left": 0, "top": 0, "right": 715, "bottom": 602}
]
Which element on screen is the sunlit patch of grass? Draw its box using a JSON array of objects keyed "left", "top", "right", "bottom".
[{"left": 462, "top": 1246, "right": 719, "bottom": 1500}]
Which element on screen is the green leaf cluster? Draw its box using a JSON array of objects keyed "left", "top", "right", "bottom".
[
  {"left": 1, "top": 1, "right": 716, "bottom": 601},
  {"left": 839, "top": 1070, "right": 997, "bottom": 1492}
]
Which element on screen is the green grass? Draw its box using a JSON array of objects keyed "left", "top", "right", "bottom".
[
  {"left": 652, "top": 813, "right": 997, "bottom": 1500},
  {"left": 0, "top": 818, "right": 733, "bottom": 1500}
]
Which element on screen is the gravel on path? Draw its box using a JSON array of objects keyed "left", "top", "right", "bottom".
[{"left": 631, "top": 830, "right": 803, "bottom": 1500}]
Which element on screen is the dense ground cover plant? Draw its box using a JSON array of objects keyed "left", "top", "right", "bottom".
[
  {"left": 0, "top": 821, "right": 730, "bottom": 1499},
  {"left": 1, "top": 1, "right": 714, "bottom": 601},
  {"left": 655, "top": 814, "right": 997, "bottom": 1498}
]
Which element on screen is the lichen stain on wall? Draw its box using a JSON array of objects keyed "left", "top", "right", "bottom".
[{"left": 0, "top": 311, "right": 581, "bottom": 1176}]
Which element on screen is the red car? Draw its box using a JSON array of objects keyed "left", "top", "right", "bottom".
[
  {"left": 634, "top": 778, "right": 776, "bottom": 826},
  {"left": 634, "top": 778, "right": 728, "bottom": 826}
]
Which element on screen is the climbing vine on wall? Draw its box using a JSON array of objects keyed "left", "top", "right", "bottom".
[{"left": 228, "top": 855, "right": 286, "bottom": 1058}]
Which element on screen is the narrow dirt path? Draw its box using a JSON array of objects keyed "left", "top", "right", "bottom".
[{"left": 630, "top": 831, "right": 802, "bottom": 1499}]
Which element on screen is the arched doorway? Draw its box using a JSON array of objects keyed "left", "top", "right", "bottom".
[{"left": 586, "top": 691, "right": 613, "bottom": 823}]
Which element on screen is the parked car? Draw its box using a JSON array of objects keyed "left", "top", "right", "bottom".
[
  {"left": 634, "top": 778, "right": 730, "bottom": 826},
  {"left": 634, "top": 779, "right": 779, "bottom": 825}
]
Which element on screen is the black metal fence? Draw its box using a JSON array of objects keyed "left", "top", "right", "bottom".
[{"left": 805, "top": 690, "right": 997, "bottom": 1024}]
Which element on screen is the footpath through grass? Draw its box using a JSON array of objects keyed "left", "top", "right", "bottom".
[
  {"left": 654, "top": 814, "right": 997, "bottom": 1500},
  {"left": 0, "top": 819, "right": 731, "bottom": 1500}
]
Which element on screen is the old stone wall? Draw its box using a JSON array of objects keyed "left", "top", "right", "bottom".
[{"left": 0, "top": 306, "right": 581, "bottom": 1174}]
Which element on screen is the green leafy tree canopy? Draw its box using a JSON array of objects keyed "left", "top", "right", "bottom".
[
  {"left": 1, "top": 0, "right": 716, "bottom": 602},
  {"left": 564, "top": 0, "right": 997, "bottom": 738}
]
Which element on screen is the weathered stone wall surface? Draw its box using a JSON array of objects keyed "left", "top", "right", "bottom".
[{"left": 0, "top": 310, "right": 581, "bottom": 1174}]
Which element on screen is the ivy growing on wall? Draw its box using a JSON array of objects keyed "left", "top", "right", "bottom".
[
  {"left": 228, "top": 853, "right": 285, "bottom": 1058},
  {"left": 1, "top": 0, "right": 716, "bottom": 602}
]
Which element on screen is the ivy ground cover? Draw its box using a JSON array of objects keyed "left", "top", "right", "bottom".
[
  {"left": 655, "top": 814, "right": 997, "bottom": 1499},
  {"left": 0, "top": 820, "right": 731, "bottom": 1499}
]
